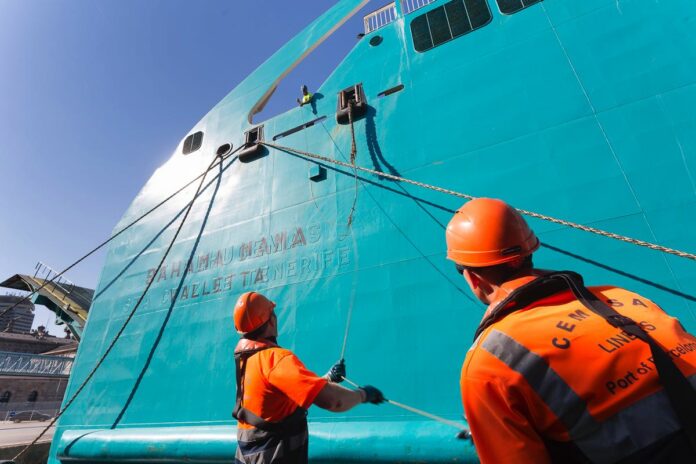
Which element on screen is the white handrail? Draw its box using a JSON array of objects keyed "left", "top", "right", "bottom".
[
  {"left": 401, "top": 0, "right": 436, "bottom": 15},
  {"left": 363, "top": 2, "right": 398, "bottom": 34}
]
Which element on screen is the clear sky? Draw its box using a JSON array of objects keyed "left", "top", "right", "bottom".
[{"left": 0, "top": 0, "right": 374, "bottom": 335}]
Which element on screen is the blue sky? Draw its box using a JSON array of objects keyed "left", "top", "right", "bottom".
[{"left": 0, "top": 0, "right": 374, "bottom": 335}]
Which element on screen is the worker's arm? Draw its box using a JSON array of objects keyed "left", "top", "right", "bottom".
[
  {"left": 313, "top": 383, "right": 383, "bottom": 412},
  {"left": 267, "top": 352, "right": 383, "bottom": 413},
  {"left": 313, "top": 382, "right": 365, "bottom": 412},
  {"left": 462, "top": 351, "right": 552, "bottom": 464}
]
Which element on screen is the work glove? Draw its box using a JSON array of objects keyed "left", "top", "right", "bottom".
[
  {"left": 456, "top": 429, "right": 472, "bottom": 440},
  {"left": 359, "top": 385, "right": 385, "bottom": 404},
  {"left": 325, "top": 359, "right": 346, "bottom": 383}
]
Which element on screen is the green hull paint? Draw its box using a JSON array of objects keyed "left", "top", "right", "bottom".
[{"left": 49, "top": 0, "right": 696, "bottom": 461}]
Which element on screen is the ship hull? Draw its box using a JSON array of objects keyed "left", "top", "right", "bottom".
[{"left": 49, "top": 0, "right": 696, "bottom": 461}]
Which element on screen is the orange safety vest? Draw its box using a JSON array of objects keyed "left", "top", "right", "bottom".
[
  {"left": 233, "top": 337, "right": 327, "bottom": 464},
  {"left": 461, "top": 271, "right": 696, "bottom": 464}
]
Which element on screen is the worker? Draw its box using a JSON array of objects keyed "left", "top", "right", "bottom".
[
  {"left": 446, "top": 198, "right": 696, "bottom": 463},
  {"left": 232, "top": 291, "right": 384, "bottom": 464},
  {"left": 296, "top": 84, "right": 313, "bottom": 107}
]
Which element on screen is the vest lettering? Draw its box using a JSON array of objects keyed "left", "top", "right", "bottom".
[
  {"left": 556, "top": 321, "right": 576, "bottom": 332},
  {"left": 640, "top": 320, "right": 656, "bottom": 331},
  {"left": 568, "top": 309, "right": 589, "bottom": 321},
  {"left": 606, "top": 370, "right": 639, "bottom": 395},
  {"left": 552, "top": 337, "right": 570, "bottom": 349},
  {"left": 599, "top": 343, "right": 617, "bottom": 354},
  {"left": 606, "top": 299, "right": 623, "bottom": 307},
  {"left": 633, "top": 298, "right": 648, "bottom": 308}
]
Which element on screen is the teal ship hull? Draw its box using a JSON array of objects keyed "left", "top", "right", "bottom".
[{"left": 49, "top": 0, "right": 696, "bottom": 462}]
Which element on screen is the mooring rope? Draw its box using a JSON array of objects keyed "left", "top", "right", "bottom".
[
  {"left": 0, "top": 147, "right": 243, "bottom": 321},
  {"left": 341, "top": 376, "right": 470, "bottom": 437},
  {"left": 346, "top": 102, "right": 359, "bottom": 227},
  {"left": 12, "top": 148, "right": 242, "bottom": 462},
  {"left": 339, "top": 299, "right": 354, "bottom": 361},
  {"left": 260, "top": 140, "right": 696, "bottom": 262}
]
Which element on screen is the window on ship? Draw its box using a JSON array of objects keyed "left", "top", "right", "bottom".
[
  {"left": 497, "top": 0, "right": 542, "bottom": 15},
  {"left": 411, "top": 0, "right": 491, "bottom": 52},
  {"left": 182, "top": 131, "right": 204, "bottom": 155}
]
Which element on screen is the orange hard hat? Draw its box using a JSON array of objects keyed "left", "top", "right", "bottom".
[
  {"left": 233, "top": 292, "right": 276, "bottom": 335},
  {"left": 446, "top": 198, "right": 539, "bottom": 267}
]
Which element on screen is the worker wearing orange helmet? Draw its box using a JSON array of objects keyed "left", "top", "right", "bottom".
[
  {"left": 446, "top": 198, "right": 696, "bottom": 463},
  {"left": 232, "top": 291, "right": 384, "bottom": 464}
]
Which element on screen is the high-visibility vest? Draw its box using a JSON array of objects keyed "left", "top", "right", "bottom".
[
  {"left": 233, "top": 338, "right": 320, "bottom": 464},
  {"left": 302, "top": 93, "right": 313, "bottom": 104},
  {"left": 461, "top": 271, "right": 696, "bottom": 464}
]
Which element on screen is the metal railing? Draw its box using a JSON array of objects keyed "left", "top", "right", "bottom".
[
  {"left": 364, "top": 2, "right": 398, "bottom": 33},
  {"left": 34, "top": 261, "right": 76, "bottom": 303},
  {"left": 363, "top": 1, "right": 439, "bottom": 34},
  {"left": 1, "top": 403, "right": 62, "bottom": 422},
  {"left": 401, "top": 0, "right": 437, "bottom": 15},
  {"left": 0, "top": 351, "right": 73, "bottom": 377}
]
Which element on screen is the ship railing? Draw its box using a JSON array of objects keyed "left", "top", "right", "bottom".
[
  {"left": 363, "top": 2, "right": 398, "bottom": 34},
  {"left": 401, "top": 0, "right": 437, "bottom": 15}
]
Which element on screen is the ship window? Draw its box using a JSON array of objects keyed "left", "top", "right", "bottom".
[
  {"left": 182, "top": 131, "right": 204, "bottom": 155},
  {"left": 497, "top": 0, "right": 542, "bottom": 15},
  {"left": 411, "top": 0, "right": 491, "bottom": 52},
  {"left": 27, "top": 390, "right": 38, "bottom": 402},
  {"left": 0, "top": 391, "right": 10, "bottom": 403}
]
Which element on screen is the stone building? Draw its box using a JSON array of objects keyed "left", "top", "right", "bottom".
[
  {"left": 0, "top": 333, "right": 77, "bottom": 419},
  {"left": 0, "top": 295, "right": 34, "bottom": 334},
  {"left": 0, "top": 270, "right": 91, "bottom": 421}
]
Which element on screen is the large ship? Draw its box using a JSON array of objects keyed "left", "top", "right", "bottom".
[{"left": 45, "top": 0, "right": 696, "bottom": 462}]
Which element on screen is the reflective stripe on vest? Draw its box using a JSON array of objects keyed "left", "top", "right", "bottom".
[
  {"left": 482, "top": 329, "right": 695, "bottom": 463},
  {"left": 233, "top": 339, "right": 308, "bottom": 430},
  {"left": 233, "top": 338, "right": 310, "bottom": 463}
]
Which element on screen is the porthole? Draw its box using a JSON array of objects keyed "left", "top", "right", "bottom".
[
  {"left": 216, "top": 143, "right": 232, "bottom": 157},
  {"left": 182, "top": 131, "right": 204, "bottom": 155},
  {"left": 369, "top": 35, "right": 383, "bottom": 46}
]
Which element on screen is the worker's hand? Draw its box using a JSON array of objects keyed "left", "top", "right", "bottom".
[
  {"left": 325, "top": 359, "right": 346, "bottom": 383},
  {"left": 359, "top": 385, "right": 385, "bottom": 404},
  {"left": 456, "top": 429, "right": 472, "bottom": 440}
]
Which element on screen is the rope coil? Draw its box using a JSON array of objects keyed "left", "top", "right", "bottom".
[{"left": 260, "top": 140, "right": 696, "bottom": 262}]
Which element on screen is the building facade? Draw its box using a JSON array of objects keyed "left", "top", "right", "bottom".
[
  {"left": 0, "top": 333, "right": 76, "bottom": 420},
  {"left": 0, "top": 295, "right": 34, "bottom": 334}
]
